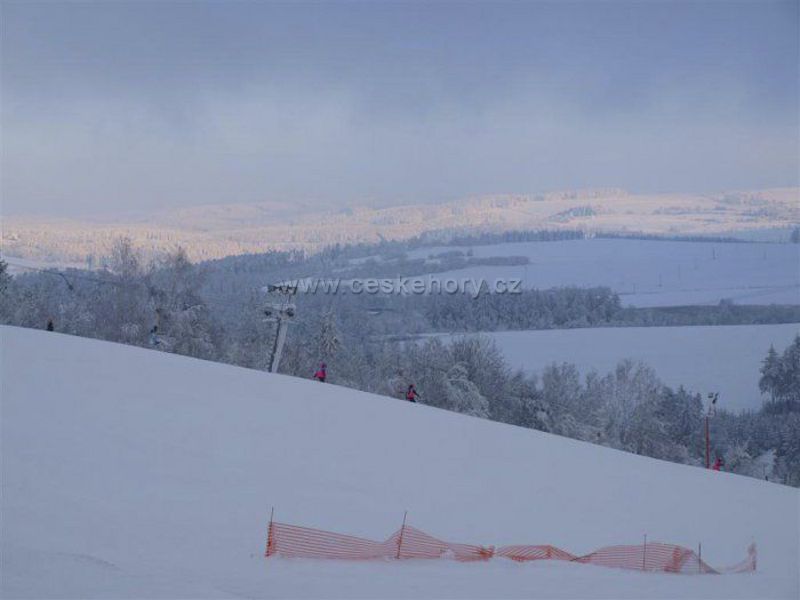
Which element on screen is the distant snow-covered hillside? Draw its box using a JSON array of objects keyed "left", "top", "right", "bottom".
[
  {"left": 4, "top": 187, "right": 798, "bottom": 263},
  {"left": 2, "top": 326, "right": 798, "bottom": 599},
  {"left": 432, "top": 324, "right": 800, "bottom": 412}
]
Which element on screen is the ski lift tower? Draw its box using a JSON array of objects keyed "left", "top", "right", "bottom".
[
  {"left": 262, "top": 281, "right": 298, "bottom": 373},
  {"left": 705, "top": 392, "right": 719, "bottom": 469}
]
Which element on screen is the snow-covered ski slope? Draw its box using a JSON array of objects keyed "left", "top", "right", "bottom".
[{"left": 2, "top": 326, "right": 798, "bottom": 599}]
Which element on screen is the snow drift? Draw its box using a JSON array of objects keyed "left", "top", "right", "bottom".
[{"left": 1, "top": 326, "right": 798, "bottom": 598}]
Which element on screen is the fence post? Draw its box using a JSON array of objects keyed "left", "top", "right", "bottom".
[
  {"left": 642, "top": 534, "right": 647, "bottom": 571},
  {"left": 265, "top": 507, "right": 275, "bottom": 558},
  {"left": 396, "top": 511, "right": 408, "bottom": 560},
  {"left": 698, "top": 542, "right": 702, "bottom": 573}
]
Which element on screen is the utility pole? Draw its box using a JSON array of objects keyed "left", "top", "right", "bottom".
[{"left": 705, "top": 392, "right": 719, "bottom": 469}]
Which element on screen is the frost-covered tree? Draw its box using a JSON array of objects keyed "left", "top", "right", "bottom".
[
  {"left": 405, "top": 337, "right": 452, "bottom": 409},
  {"left": 500, "top": 371, "right": 550, "bottom": 431},
  {"left": 760, "top": 336, "right": 800, "bottom": 411},
  {"left": 108, "top": 237, "right": 143, "bottom": 281},
  {"left": 759, "top": 345, "right": 782, "bottom": 401},
  {"left": 315, "top": 309, "right": 341, "bottom": 363},
  {"left": 659, "top": 386, "right": 704, "bottom": 462},
  {"left": 0, "top": 257, "right": 11, "bottom": 295},
  {"left": 0, "top": 257, "right": 13, "bottom": 320},
  {"left": 626, "top": 397, "right": 675, "bottom": 459},
  {"left": 587, "top": 361, "right": 673, "bottom": 457},
  {"left": 773, "top": 414, "right": 800, "bottom": 485},
  {"left": 540, "top": 363, "right": 590, "bottom": 440},
  {"left": 148, "top": 247, "right": 217, "bottom": 359},
  {"left": 444, "top": 362, "right": 489, "bottom": 418},
  {"left": 223, "top": 293, "right": 274, "bottom": 371},
  {"left": 723, "top": 444, "right": 759, "bottom": 478},
  {"left": 96, "top": 238, "right": 152, "bottom": 344},
  {"left": 449, "top": 336, "right": 509, "bottom": 419}
]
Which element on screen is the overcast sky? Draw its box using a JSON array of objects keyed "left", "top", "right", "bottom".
[{"left": 1, "top": 1, "right": 798, "bottom": 217}]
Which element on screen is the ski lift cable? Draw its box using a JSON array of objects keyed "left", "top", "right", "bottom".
[
  {"left": 3, "top": 259, "right": 164, "bottom": 294},
  {"left": 4, "top": 260, "right": 125, "bottom": 290},
  {"left": 3, "top": 261, "right": 82, "bottom": 291}
]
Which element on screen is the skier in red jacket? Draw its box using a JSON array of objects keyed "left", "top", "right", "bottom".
[
  {"left": 712, "top": 456, "right": 723, "bottom": 471},
  {"left": 313, "top": 363, "right": 327, "bottom": 383},
  {"left": 406, "top": 384, "right": 420, "bottom": 403}
]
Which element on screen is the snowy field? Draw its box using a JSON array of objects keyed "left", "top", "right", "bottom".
[
  {"left": 404, "top": 239, "right": 800, "bottom": 306},
  {"left": 432, "top": 324, "right": 800, "bottom": 412},
  {"left": 2, "top": 326, "right": 798, "bottom": 599}
]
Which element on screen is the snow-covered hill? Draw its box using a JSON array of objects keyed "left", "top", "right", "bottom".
[
  {"left": 2, "top": 326, "right": 798, "bottom": 599},
  {"left": 4, "top": 188, "right": 799, "bottom": 264}
]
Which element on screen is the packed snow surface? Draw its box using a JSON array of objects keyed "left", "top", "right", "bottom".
[
  {"left": 405, "top": 239, "right": 800, "bottom": 306},
  {"left": 433, "top": 324, "right": 800, "bottom": 412},
  {"left": 2, "top": 326, "right": 798, "bottom": 599}
]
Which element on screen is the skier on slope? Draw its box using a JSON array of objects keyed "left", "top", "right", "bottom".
[
  {"left": 405, "top": 384, "right": 420, "bottom": 403},
  {"left": 313, "top": 362, "right": 327, "bottom": 383},
  {"left": 149, "top": 325, "right": 161, "bottom": 347},
  {"left": 46, "top": 318, "right": 54, "bottom": 332},
  {"left": 712, "top": 456, "right": 724, "bottom": 471}
]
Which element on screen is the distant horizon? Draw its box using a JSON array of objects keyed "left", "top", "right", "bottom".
[
  {"left": 3, "top": 184, "right": 799, "bottom": 221},
  {"left": 3, "top": 186, "right": 797, "bottom": 266}
]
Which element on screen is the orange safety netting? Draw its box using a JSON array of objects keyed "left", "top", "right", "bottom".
[
  {"left": 265, "top": 519, "right": 757, "bottom": 575},
  {"left": 573, "top": 543, "right": 717, "bottom": 574}
]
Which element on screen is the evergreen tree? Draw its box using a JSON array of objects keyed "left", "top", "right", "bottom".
[
  {"left": 0, "top": 257, "right": 11, "bottom": 295},
  {"left": 759, "top": 345, "right": 781, "bottom": 401},
  {"left": 0, "top": 257, "right": 12, "bottom": 320},
  {"left": 774, "top": 414, "right": 800, "bottom": 485},
  {"left": 316, "top": 309, "right": 341, "bottom": 362},
  {"left": 760, "top": 336, "right": 800, "bottom": 411}
]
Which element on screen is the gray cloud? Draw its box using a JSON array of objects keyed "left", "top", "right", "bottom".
[{"left": 2, "top": 1, "right": 797, "bottom": 216}]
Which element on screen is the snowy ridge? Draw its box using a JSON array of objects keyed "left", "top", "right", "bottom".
[
  {"left": 1, "top": 326, "right": 798, "bottom": 598},
  {"left": 4, "top": 188, "right": 799, "bottom": 263}
]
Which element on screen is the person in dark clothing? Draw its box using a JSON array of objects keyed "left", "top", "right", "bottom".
[
  {"left": 313, "top": 362, "right": 327, "bottom": 383},
  {"left": 406, "top": 384, "right": 420, "bottom": 403},
  {"left": 149, "top": 325, "right": 161, "bottom": 347},
  {"left": 46, "top": 319, "right": 54, "bottom": 332}
]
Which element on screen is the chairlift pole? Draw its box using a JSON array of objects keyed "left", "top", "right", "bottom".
[
  {"left": 269, "top": 318, "right": 290, "bottom": 373},
  {"left": 263, "top": 282, "right": 297, "bottom": 374},
  {"left": 705, "top": 392, "right": 718, "bottom": 469}
]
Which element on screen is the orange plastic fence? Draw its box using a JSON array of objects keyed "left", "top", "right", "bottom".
[
  {"left": 265, "top": 518, "right": 757, "bottom": 575},
  {"left": 572, "top": 543, "right": 717, "bottom": 574}
]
